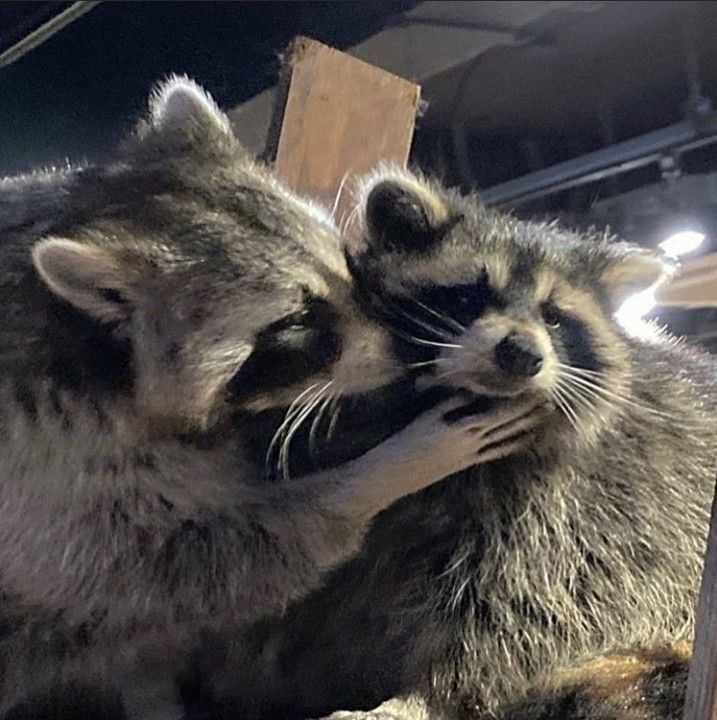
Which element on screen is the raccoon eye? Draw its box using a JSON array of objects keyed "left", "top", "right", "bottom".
[
  {"left": 542, "top": 304, "right": 561, "bottom": 329},
  {"left": 284, "top": 309, "right": 310, "bottom": 331}
]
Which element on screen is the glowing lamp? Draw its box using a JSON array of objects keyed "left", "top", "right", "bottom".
[
  {"left": 616, "top": 228, "right": 706, "bottom": 331},
  {"left": 658, "top": 230, "right": 705, "bottom": 259}
]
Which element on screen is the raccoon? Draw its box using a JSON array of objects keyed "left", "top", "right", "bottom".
[
  {"left": 0, "top": 83, "right": 537, "bottom": 720},
  {"left": 223, "top": 168, "right": 716, "bottom": 720}
]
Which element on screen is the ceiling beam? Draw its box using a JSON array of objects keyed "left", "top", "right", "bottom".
[
  {"left": 228, "top": 1, "right": 592, "bottom": 156},
  {"left": 657, "top": 253, "right": 717, "bottom": 308}
]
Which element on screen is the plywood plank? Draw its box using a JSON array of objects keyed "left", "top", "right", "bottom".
[
  {"left": 269, "top": 36, "right": 420, "bottom": 224},
  {"left": 657, "top": 253, "right": 717, "bottom": 308}
]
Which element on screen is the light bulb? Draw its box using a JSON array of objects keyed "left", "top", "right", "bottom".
[
  {"left": 659, "top": 230, "right": 705, "bottom": 259},
  {"left": 616, "top": 287, "right": 657, "bottom": 332},
  {"left": 617, "top": 228, "right": 706, "bottom": 332}
]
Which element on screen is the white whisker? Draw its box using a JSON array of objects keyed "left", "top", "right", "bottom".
[
  {"left": 561, "top": 377, "right": 637, "bottom": 427},
  {"left": 560, "top": 370, "right": 676, "bottom": 420},
  {"left": 265, "top": 383, "right": 320, "bottom": 476},
  {"left": 309, "top": 392, "right": 335, "bottom": 455},
  {"left": 432, "top": 369, "right": 464, "bottom": 383},
  {"left": 327, "top": 395, "right": 342, "bottom": 441},
  {"left": 389, "top": 328, "right": 462, "bottom": 350},
  {"left": 408, "top": 359, "right": 447, "bottom": 369},
  {"left": 339, "top": 200, "right": 362, "bottom": 235},
  {"left": 370, "top": 293, "right": 463, "bottom": 350},
  {"left": 556, "top": 379, "right": 595, "bottom": 417},
  {"left": 395, "top": 307, "right": 457, "bottom": 343},
  {"left": 561, "top": 366, "right": 682, "bottom": 422},
  {"left": 408, "top": 296, "right": 466, "bottom": 335},
  {"left": 557, "top": 362, "right": 604, "bottom": 378},
  {"left": 552, "top": 384, "right": 582, "bottom": 435},
  {"left": 560, "top": 372, "right": 631, "bottom": 411},
  {"left": 279, "top": 381, "right": 333, "bottom": 480},
  {"left": 331, "top": 171, "right": 352, "bottom": 218}
]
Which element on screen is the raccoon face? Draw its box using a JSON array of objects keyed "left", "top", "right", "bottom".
[
  {"left": 346, "top": 168, "right": 672, "bottom": 444},
  {"left": 28, "top": 78, "right": 399, "bottom": 437}
]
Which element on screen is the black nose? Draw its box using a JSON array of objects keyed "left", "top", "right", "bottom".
[{"left": 494, "top": 334, "right": 543, "bottom": 377}]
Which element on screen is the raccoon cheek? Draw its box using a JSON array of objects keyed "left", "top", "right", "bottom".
[{"left": 532, "top": 357, "right": 559, "bottom": 393}]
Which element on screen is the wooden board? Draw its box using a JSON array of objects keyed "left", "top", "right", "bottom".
[
  {"left": 657, "top": 253, "right": 717, "bottom": 308},
  {"left": 268, "top": 36, "right": 420, "bottom": 224},
  {"left": 683, "top": 471, "right": 717, "bottom": 720}
]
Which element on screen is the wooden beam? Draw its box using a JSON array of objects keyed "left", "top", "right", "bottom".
[
  {"left": 657, "top": 253, "right": 717, "bottom": 308},
  {"left": 267, "top": 36, "right": 420, "bottom": 224},
  {"left": 683, "top": 471, "right": 717, "bottom": 720},
  {"left": 227, "top": 3, "right": 601, "bottom": 157}
]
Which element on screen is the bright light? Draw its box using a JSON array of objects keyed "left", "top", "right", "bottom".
[
  {"left": 659, "top": 230, "right": 705, "bottom": 259},
  {"left": 616, "top": 287, "right": 657, "bottom": 331},
  {"left": 617, "top": 228, "right": 707, "bottom": 332}
]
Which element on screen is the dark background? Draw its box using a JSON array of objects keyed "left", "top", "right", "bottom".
[{"left": 0, "top": 1, "right": 415, "bottom": 174}]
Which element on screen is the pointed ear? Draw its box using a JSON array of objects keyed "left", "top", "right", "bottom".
[
  {"left": 32, "top": 238, "right": 140, "bottom": 322},
  {"left": 363, "top": 174, "right": 456, "bottom": 253},
  {"left": 145, "top": 75, "right": 234, "bottom": 145},
  {"left": 601, "top": 245, "right": 675, "bottom": 309}
]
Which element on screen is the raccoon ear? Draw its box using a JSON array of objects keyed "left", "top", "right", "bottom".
[
  {"left": 147, "top": 75, "right": 234, "bottom": 142},
  {"left": 601, "top": 247, "right": 674, "bottom": 308},
  {"left": 364, "top": 178, "right": 453, "bottom": 252},
  {"left": 32, "top": 238, "right": 139, "bottom": 322}
]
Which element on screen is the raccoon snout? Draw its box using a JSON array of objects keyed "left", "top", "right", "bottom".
[{"left": 494, "top": 334, "right": 543, "bottom": 378}]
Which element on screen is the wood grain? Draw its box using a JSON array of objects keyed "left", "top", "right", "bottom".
[
  {"left": 657, "top": 253, "right": 717, "bottom": 308},
  {"left": 269, "top": 36, "right": 420, "bottom": 224}
]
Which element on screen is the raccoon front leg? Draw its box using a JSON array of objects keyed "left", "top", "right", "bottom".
[
  {"left": 316, "top": 395, "right": 543, "bottom": 521},
  {"left": 187, "top": 398, "right": 545, "bottom": 719},
  {"left": 225, "top": 395, "right": 545, "bottom": 623},
  {"left": 191, "top": 397, "right": 540, "bottom": 625}
]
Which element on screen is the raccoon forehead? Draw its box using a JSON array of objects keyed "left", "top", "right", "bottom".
[
  {"left": 364, "top": 248, "right": 515, "bottom": 294},
  {"left": 359, "top": 242, "right": 581, "bottom": 309},
  {"left": 532, "top": 266, "right": 559, "bottom": 303}
]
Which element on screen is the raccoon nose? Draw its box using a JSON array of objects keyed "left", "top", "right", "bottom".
[{"left": 494, "top": 334, "right": 543, "bottom": 377}]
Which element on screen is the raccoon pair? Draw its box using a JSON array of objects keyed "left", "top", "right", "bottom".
[
  {"left": 0, "top": 77, "right": 547, "bottom": 719},
  {"left": 1, "top": 75, "right": 714, "bottom": 720},
  {"left": 198, "top": 172, "right": 716, "bottom": 716}
]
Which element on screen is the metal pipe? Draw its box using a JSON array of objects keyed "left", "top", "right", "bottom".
[
  {"left": 0, "top": 2, "right": 100, "bottom": 71},
  {"left": 482, "top": 114, "right": 717, "bottom": 207}
]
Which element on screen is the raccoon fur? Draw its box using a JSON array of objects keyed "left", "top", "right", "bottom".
[
  {"left": 0, "top": 83, "right": 529, "bottom": 719},
  {"left": 215, "top": 168, "right": 716, "bottom": 720},
  {"left": 489, "top": 643, "right": 690, "bottom": 720}
]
